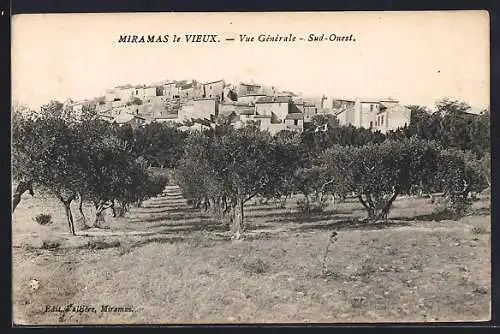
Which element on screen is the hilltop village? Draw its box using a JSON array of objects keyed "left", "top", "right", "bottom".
[{"left": 66, "top": 79, "right": 412, "bottom": 134}]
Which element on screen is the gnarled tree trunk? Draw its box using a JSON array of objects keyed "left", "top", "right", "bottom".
[
  {"left": 94, "top": 199, "right": 115, "bottom": 227},
  {"left": 12, "top": 180, "right": 34, "bottom": 212},
  {"left": 77, "top": 192, "right": 90, "bottom": 229},
  {"left": 230, "top": 197, "right": 244, "bottom": 240},
  {"left": 59, "top": 191, "right": 76, "bottom": 235},
  {"left": 358, "top": 190, "right": 399, "bottom": 222}
]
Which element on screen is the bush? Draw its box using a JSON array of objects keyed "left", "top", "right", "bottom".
[
  {"left": 41, "top": 240, "right": 60, "bottom": 249},
  {"left": 470, "top": 226, "right": 488, "bottom": 235},
  {"left": 34, "top": 214, "right": 52, "bottom": 225},
  {"left": 242, "top": 257, "right": 269, "bottom": 274},
  {"left": 296, "top": 194, "right": 328, "bottom": 213},
  {"left": 86, "top": 240, "right": 121, "bottom": 250},
  {"left": 432, "top": 196, "right": 472, "bottom": 221}
]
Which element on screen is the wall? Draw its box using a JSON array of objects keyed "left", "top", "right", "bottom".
[
  {"left": 359, "top": 102, "right": 379, "bottom": 129},
  {"left": 178, "top": 103, "right": 194, "bottom": 121},
  {"left": 238, "top": 83, "right": 262, "bottom": 96},
  {"left": 238, "top": 95, "right": 267, "bottom": 105},
  {"left": 104, "top": 89, "right": 117, "bottom": 102},
  {"left": 144, "top": 87, "right": 158, "bottom": 98},
  {"left": 192, "top": 99, "right": 218, "bottom": 119},
  {"left": 219, "top": 102, "right": 236, "bottom": 115},
  {"left": 203, "top": 81, "right": 225, "bottom": 99},
  {"left": 332, "top": 100, "right": 356, "bottom": 126},
  {"left": 163, "top": 84, "right": 179, "bottom": 98},
  {"left": 115, "top": 88, "right": 134, "bottom": 101},
  {"left": 303, "top": 105, "right": 318, "bottom": 117},
  {"left": 112, "top": 100, "right": 126, "bottom": 108},
  {"left": 261, "top": 85, "right": 277, "bottom": 96},
  {"left": 255, "top": 102, "right": 289, "bottom": 121},
  {"left": 284, "top": 119, "right": 304, "bottom": 127},
  {"left": 258, "top": 119, "right": 286, "bottom": 135},
  {"left": 387, "top": 107, "right": 411, "bottom": 131}
]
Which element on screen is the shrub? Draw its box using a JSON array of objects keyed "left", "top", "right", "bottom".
[
  {"left": 41, "top": 240, "right": 60, "bottom": 249},
  {"left": 242, "top": 257, "right": 269, "bottom": 274},
  {"left": 432, "top": 196, "right": 472, "bottom": 221},
  {"left": 296, "top": 194, "right": 328, "bottom": 213},
  {"left": 470, "top": 226, "right": 488, "bottom": 235},
  {"left": 34, "top": 214, "right": 52, "bottom": 225},
  {"left": 86, "top": 240, "right": 121, "bottom": 250}
]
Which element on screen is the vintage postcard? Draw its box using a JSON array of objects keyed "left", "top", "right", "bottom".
[{"left": 11, "top": 11, "right": 490, "bottom": 324}]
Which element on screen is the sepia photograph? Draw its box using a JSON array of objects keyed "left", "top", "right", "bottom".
[{"left": 11, "top": 11, "right": 491, "bottom": 324}]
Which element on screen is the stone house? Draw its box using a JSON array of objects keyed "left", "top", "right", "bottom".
[
  {"left": 163, "top": 82, "right": 179, "bottom": 99},
  {"left": 112, "top": 85, "right": 135, "bottom": 102},
  {"left": 237, "top": 82, "right": 262, "bottom": 96},
  {"left": 113, "top": 113, "right": 146, "bottom": 129},
  {"left": 334, "top": 97, "right": 410, "bottom": 131},
  {"left": 178, "top": 98, "right": 218, "bottom": 121},
  {"left": 284, "top": 112, "right": 305, "bottom": 131},
  {"left": 374, "top": 102, "right": 411, "bottom": 133},
  {"left": 255, "top": 96, "right": 292, "bottom": 123},
  {"left": 202, "top": 79, "right": 225, "bottom": 99},
  {"left": 179, "top": 82, "right": 204, "bottom": 100}
]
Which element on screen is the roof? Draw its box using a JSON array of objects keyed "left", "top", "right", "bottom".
[
  {"left": 278, "top": 91, "right": 297, "bottom": 97},
  {"left": 180, "top": 84, "right": 194, "bottom": 90},
  {"left": 358, "top": 97, "right": 398, "bottom": 103},
  {"left": 378, "top": 103, "right": 409, "bottom": 114},
  {"left": 114, "top": 113, "right": 145, "bottom": 124},
  {"left": 378, "top": 97, "right": 399, "bottom": 103},
  {"left": 253, "top": 114, "right": 272, "bottom": 119},
  {"left": 331, "top": 97, "right": 356, "bottom": 103},
  {"left": 235, "top": 101, "right": 253, "bottom": 106},
  {"left": 155, "top": 113, "right": 179, "bottom": 119},
  {"left": 203, "top": 79, "right": 225, "bottom": 85},
  {"left": 240, "top": 82, "right": 261, "bottom": 87},
  {"left": 255, "top": 96, "right": 291, "bottom": 104},
  {"left": 238, "top": 109, "right": 256, "bottom": 115},
  {"left": 219, "top": 110, "right": 236, "bottom": 117},
  {"left": 193, "top": 97, "right": 217, "bottom": 102},
  {"left": 285, "top": 113, "right": 304, "bottom": 120},
  {"left": 98, "top": 113, "right": 114, "bottom": 120},
  {"left": 302, "top": 96, "right": 324, "bottom": 104},
  {"left": 239, "top": 94, "right": 267, "bottom": 98}
]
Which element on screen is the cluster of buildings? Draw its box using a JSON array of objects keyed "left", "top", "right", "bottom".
[{"left": 66, "top": 79, "right": 412, "bottom": 135}]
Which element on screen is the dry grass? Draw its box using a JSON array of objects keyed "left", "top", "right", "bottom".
[{"left": 12, "top": 188, "right": 491, "bottom": 324}]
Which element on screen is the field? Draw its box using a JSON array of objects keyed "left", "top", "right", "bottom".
[{"left": 12, "top": 186, "right": 491, "bottom": 324}]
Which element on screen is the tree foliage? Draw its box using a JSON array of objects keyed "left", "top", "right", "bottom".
[
  {"left": 321, "top": 139, "right": 441, "bottom": 221},
  {"left": 12, "top": 101, "right": 168, "bottom": 234}
]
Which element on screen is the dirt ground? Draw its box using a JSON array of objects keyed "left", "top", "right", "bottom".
[{"left": 12, "top": 186, "right": 491, "bottom": 324}]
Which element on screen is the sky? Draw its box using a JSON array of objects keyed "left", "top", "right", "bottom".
[{"left": 12, "top": 11, "right": 490, "bottom": 111}]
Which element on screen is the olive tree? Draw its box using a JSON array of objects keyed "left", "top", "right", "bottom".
[
  {"left": 177, "top": 125, "right": 287, "bottom": 239},
  {"left": 321, "top": 138, "right": 441, "bottom": 221}
]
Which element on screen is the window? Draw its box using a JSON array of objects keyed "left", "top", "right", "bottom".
[
  {"left": 136, "top": 89, "right": 138, "bottom": 95},
  {"left": 370, "top": 104, "right": 374, "bottom": 112},
  {"left": 294, "top": 119, "right": 298, "bottom": 126},
  {"left": 381, "top": 115, "right": 384, "bottom": 125},
  {"left": 369, "top": 121, "right": 373, "bottom": 128}
]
